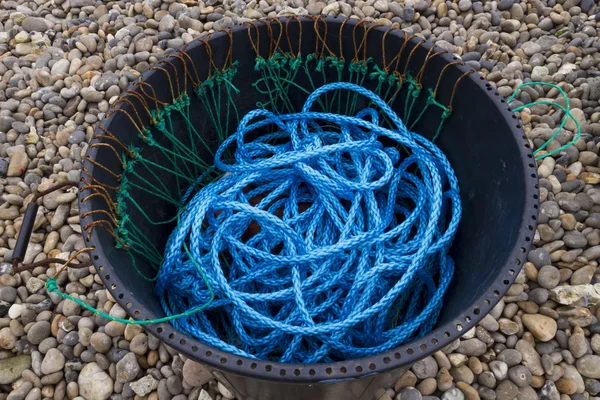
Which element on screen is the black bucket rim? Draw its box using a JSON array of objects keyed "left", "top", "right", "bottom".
[{"left": 79, "top": 16, "right": 539, "bottom": 383}]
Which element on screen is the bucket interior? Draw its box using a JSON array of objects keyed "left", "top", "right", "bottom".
[{"left": 81, "top": 17, "right": 538, "bottom": 378}]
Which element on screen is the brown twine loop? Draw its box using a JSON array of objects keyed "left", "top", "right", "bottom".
[
  {"left": 415, "top": 48, "right": 446, "bottom": 85},
  {"left": 83, "top": 220, "right": 130, "bottom": 250},
  {"left": 82, "top": 167, "right": 119, "bottom": 191},
  {"left": 381, "top": 28, "right": 394, "bottom": 73},
  {"left": 176, "top": 49, "right": 201, "bottom": 89},
  {"left": 125, "top": 89, "right": 156, "bottom": 119},
  {"left": 81, "top": 208, "right": 120, "bottom": 228},
  {"left": 286, "top": 16, "right": 303, "bottom": 58},
  {"left": 197, "top": 37, "right": 218, "bottom": 80},
  {"left": 386, "top": 32, "right": 416, "bottom": 75},
  {"left": 80, "top": 179, "right": 118, "bottom": 211},
  {"left": 81, "top": 191, "right": 117, "bottom": 214},
  {"left": 104, "top": 109, "right": 147, "bottom": 140},
  {"left": 246, "top": 21, "right": 261, "bottom": 58},
  {"left": 447, "top": 69, "right": 474, "bottom": 112},
  {"left": 220, "top": 28, "right": 235, "bottom": 72},
  {"left": 149, "top": 66, "right": 177, "bottom": 104},
  {"left": 97, "top": 126, "right": 135, "bottom": 158},
  {"left": 54, "top": 247, "right": 96, "bottom": 277},
  {"left": 265, "top": 22, "right": 275, "bottom": 59},
  {"left": 85, "top": 156, "right": 121, "bottom": 182},
  {"left": 171, "top": 53, "right": 190, "bottom": 95},
  {"left": 162, "top": 60, "right": 181, "bottom": 98},
  {"left": 89, "top": 143, "right": 126, "bottom": 170},
  {"left": 351, "top": 20, "right": 369, "bottom": 63},
  {"left": 338, "top": 18, "right": 349, "bottom": 61},
  {"left": 433, "top": 61, "right": 462, "bottom": 97},
  {"left": 268, "top": 18, "right": 287, "bottom": 58},
  {"left": 312, "top": 16, "right": 334, "bottom": 58},
  {"left": 112, "top": 97, "right": 146, "bottom": 127},
  {"left": 85, "top": 156, "right": 122, "bottom": 181},
  {"left": 403, "top": 39, "right": 425, "bottom": 78},
  {"left": 135, "top": 80, "right": 169, "bottom": 108},
  {"left": 361, "top": 23, "right": 383, "bottom": 64},
  {"left": 114, "top": 92, "right": 154, "bottom": 126},
  {"left": 310, "top": 16, "right": 321, "bottom": 58}
]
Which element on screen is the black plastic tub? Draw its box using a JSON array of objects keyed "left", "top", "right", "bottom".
[{"left": 79, "top": 17, "right": 539, "bottom": 400}]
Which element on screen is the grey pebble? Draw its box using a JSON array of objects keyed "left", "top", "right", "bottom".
[
  {"left": 498, "top": 0, "right": 514, "bottom": 10},
  {"left": 90, "top": 332, "right": 112, "bottom": 353},
  {"left": 7, "top": 381, "right": 33, "bottom": 400},
  {"left": 538, "top": 265, "right": 561, "bottom": 289},
  {"left": 497, "top": 349, "right": 522, "bottom": 366},
  {"left": 527, "top": 248, "right": 551, "bottom": 267},
  {"left": 62, "top": 331, "right": 79, "bottom": 346},
  {"left": 489, "top": 360, "right": 508, "bottom": 380},
  {"left": 95, "top": 73, "right": 119, "bottom": 91},
  {"left": 478, "top": 371, "right": 496, "bottom": 388},
  {"left": 539, "top": 201, "right": 560, "bottom": 224},
  {"left": 458, "top": 0, "right": 472, "bottom": 11},
  {"left": 412, "top": 356, "right": 438, "bottom": 379},
  {"left": 40, "top": 348, "right": 65, "bottom": 375},
  {"left": 167, "top": 375, "right": 183, "bottom": 395},
  {"left": 495, "top": 379, "right": 519, "bottom": 400},
  {"left": 68, "top": 130, "right": 85, "bottom": 144},
  {"left": 456, "top": 339, "right": 486, "bottom": 356},
  {"left": 116, "top": 352, "right": 141, "bottom": 383},
  {"left": 158, "top": 378, "right": 173, "bottom": 400},
  {"left": 563, "top": 231, "right": 588, "bottom": 248},
  {"left": 561, "top": 181, "right": 583, "bottom": 195},
  {"left": 585, "top": 378, "right": 600, "bottom": 395},
  {"left": 403, "top": 7, "right": 415, "bottom": 22},
  {"left": 0, "top": 287, "right": 17, "bottom": 303},
  {"left": 541, "top": 380, "right": 560, "bottom": 400},
  {"left": 507, "top": 365, "right": 532, "bottom": 387},
  {"left": 399, "top": 387, "right": 422, "bottom": 400},
  {"left": 441, "top": 388, "right": 464, "bottom": 400},
  {"left": 26, "top": 321, "right": 50, "bottom": 345},
  {"left": 21, "top": 17, "right": 50, "bottom": 33},
  {"left": 569, "top": 332, "right": 589, "bottom": 358}
]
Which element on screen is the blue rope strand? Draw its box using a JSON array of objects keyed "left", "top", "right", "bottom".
[{"left": 156, "top": 82, "right": 462, "bottom": 363}]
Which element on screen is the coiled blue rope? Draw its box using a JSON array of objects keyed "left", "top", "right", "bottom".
[{"left": 156, "top": 82, "right": 462, "bottom": 363}]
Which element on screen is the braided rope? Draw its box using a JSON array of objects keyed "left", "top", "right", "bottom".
[{"left": 155, "top": 82, "right": 462, "bottom": 363}]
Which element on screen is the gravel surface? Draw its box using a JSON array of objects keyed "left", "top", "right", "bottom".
[{"left": 0, "top": 0, "right": 599, "bottom": 399}]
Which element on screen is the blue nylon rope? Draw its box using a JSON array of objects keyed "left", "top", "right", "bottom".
[{"left": 155, "top": 82, "right": 462, "bottom": 363}]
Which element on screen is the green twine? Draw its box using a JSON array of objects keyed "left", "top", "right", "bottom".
[
  {"left": 508, "top": 82, "right": 582, "bottom": 161},
  {"left": 46, "top": 243, "right": 214, "bottom": 325}
]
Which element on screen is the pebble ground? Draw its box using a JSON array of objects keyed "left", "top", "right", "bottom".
[{"left": 0, "top": 0, "right": 599, "bottom": 399}]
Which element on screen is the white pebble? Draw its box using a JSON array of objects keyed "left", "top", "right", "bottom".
[
  {"left": 8, "top": 304, "right": 24, "bottom": 319},
  {"left": 462, "top": 326, "right": 476, "bottom": 339},
  {"left": 538, "top": 157, "right": 555, "bottom": 178},
  {"left": 569, "top": 161, "right": 583, "bottom": 177},
  {"left": 548, "top": 175, "right": 562, "bottom": 194},
  {"left": 217, "top": 382, "right": 234, "bottom": 399}
]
